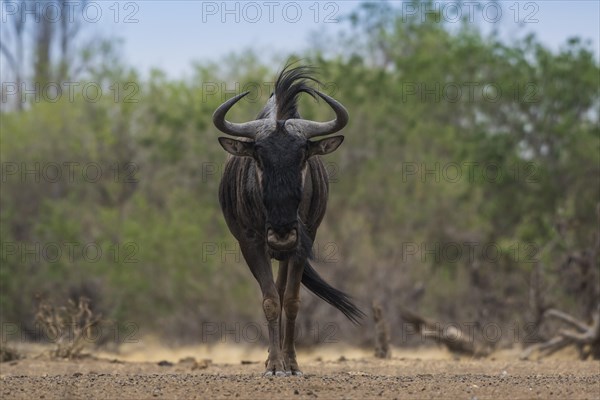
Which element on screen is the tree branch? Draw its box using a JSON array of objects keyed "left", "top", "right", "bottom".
[{"left": 545, "top": 309, "right": 589, "bottom": 332}]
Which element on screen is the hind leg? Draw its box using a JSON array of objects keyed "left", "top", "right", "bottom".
[{"left": 282, "top": 259, "right": 305, "bottom": 376}]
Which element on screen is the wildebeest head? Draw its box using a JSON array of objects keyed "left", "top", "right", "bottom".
[{"left": 213, "top": 66, "right": 348, "bottom": 259}]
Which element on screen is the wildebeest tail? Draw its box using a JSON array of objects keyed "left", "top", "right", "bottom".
[{"left": 301, "top": 261, "right": 365, "bottom": 324}]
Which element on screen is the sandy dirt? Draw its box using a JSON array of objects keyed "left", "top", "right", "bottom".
[{"left": 1, "top": 345, "right": 599, "bottom": 399}]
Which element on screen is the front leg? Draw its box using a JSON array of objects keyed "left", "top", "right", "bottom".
[
  {"left": 276, "top": 261, "right": 289, "bottom": 349},
  {"left": 282, "top": 258, "right": 305, "bottom": 376},
  {"left": 239, "top": 243, "right": 286, "bottom": 377},
  {"left": 263, "top": 294, "right": 286, "bottom": 376}
]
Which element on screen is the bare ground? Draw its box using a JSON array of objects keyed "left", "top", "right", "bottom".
[{"left": 1, "top": 346, "right": 599, "bottom": 399}]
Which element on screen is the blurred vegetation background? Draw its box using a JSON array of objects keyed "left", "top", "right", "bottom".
[{"left": 1, "top": 1, "right": 598, "bottom": 351}]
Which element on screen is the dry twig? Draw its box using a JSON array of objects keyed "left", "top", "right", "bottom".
[{"left": 35, "top": 296, "right": 102, "bottom": 359}]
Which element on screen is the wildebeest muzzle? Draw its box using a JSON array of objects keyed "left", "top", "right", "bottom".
[{"left": 266, "top": 223, "right": 298, "bottom": 251}]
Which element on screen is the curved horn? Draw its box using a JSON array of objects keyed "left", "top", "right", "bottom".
[
  {"left": 213, "top": 91, "right": 267, "bottom": 138},
  {"left": 285, "top": 91, "right": 349, "bottom": 139}
]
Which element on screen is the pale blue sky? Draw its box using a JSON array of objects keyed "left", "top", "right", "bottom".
[{"left": 2, "top": 1, "right": 599, "bottom": 79}]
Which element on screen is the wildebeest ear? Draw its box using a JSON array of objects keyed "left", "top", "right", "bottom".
[
  {"left": 218, "top": 137, "right": 255, "bottom": 157},
  {"left": 308, "top": 135, "right": 344, "bottom": 157}
]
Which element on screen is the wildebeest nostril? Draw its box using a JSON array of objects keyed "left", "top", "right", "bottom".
[{"left": 286, "top": 229, "right": 297, "bottom": 242}]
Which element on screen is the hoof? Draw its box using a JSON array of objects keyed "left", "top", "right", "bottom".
[
  {"left": 286, "top": 370, "right": 303, "bottom": 377},
  {"left": 264, "top": 370, "right": 287, "bottom": 377}
]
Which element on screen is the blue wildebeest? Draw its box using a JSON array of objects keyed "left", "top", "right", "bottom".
[{"left": 213, "top": 64, "right": 364, "bottom": 376}]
